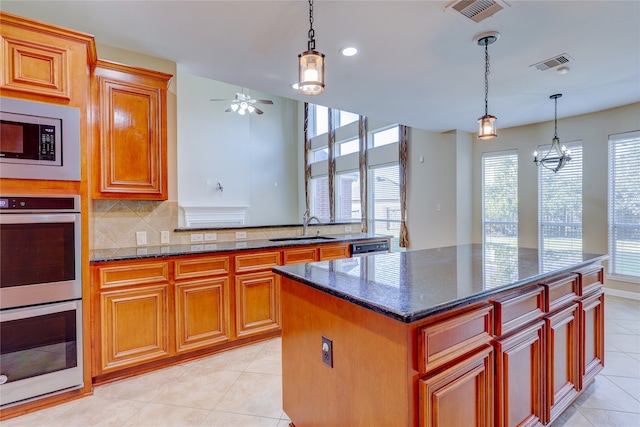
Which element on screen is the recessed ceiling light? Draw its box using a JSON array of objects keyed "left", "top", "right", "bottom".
[
  {"left": 557, "top": 66, "right": 570, "bottom": 75},
  {"left": 341, "top": 47, "right": 358, "bottom": 57}
]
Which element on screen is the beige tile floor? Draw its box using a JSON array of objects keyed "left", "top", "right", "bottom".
[{"left": 3, "top": 295, "right": 640, "bottom": 427}]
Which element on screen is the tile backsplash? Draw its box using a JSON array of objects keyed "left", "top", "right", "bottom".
[{"left": 91, "top": 200, "right": 361, "bottom": 250}]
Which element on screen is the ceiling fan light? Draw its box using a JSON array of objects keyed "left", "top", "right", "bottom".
[
  {"left": 477, "top": 114, "right": 497, "bottom": 139},
  {"left": 230, "top": 104, "right": 239, "bottom": 112},
  {"left": 248, "top": 105, "right": 255, "bottom": 113},
  {"left": 298, "top": 50, "right": 325, "bottom": 95}
]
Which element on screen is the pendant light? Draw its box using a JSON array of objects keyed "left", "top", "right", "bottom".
[
  {"left": 475, "top": 32, "right": 500, "bottom": 140},
  {"left": 534, "top": 94, "right": 572, "bottom": 173},
  {"left": 298, "top": 0, "right": 325, "bottom": 95}
]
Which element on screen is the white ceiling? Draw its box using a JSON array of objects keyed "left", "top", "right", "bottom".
[{"left": 2, "top": 1, "right": 639, "bottom": 133}]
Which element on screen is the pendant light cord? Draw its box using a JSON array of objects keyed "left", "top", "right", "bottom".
[
  {"left": 484, "top": 41, "right": 490, "bottom": 116},
  {"left": 308, "top": 0, "right": 315, "bottom": 51},
  {"left": 554, "top": 96, "right": 558, "bottom": 139}
]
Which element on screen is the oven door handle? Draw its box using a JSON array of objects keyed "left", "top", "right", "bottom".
[
  {"left": 0, "top": 300, "right": 81, "bottom": 322},
  {"left": 0, "top": 213, "right": 79, "bottom": 224}
]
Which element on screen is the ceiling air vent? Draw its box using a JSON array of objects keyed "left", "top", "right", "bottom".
[
  {"left": 446, "top": 0, "right": 511, "bottom": 23},
  {"left": 530, "top": 54, "right": 573, "bottom": 71}
]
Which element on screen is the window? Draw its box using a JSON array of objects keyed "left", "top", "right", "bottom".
[
  {"left": 337, "top": 138, "right": 359, "bottom": 156},
  {"left": 538, "top": 143, "right": 583, "bottom": 272},
  {"left": 309, "top": 104, "right": 328, "bottom": 137},
  {"left": 371, "top": 165, "right": 401, "bottom": 250},
  {"left": 482, "top": 151, "right": 518, "bottom": 288},
  {"left": 335, "top": 171, "right": 360, "bottom": 222},
  {"left": 309, "top": 176, "right": 330, "bottom": 223},
  {"left": 338, "top": 110, "right": 359, "bottom": 128},
  {"left": 372, "top": 126, "right": 399, "bottom": 147},
  {"left": 608, "top": 131, "right": 640, "bottom": 279}
]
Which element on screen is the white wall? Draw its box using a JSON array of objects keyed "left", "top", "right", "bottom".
[
  {"left": 176, "top": 68, "right": 299, "bottom": 226},
  {"left": 407, "top": 128, "right": 459, "bottom": 250},
  {"left": 471, "top": 102, "right": 640, "bottom": 294}
]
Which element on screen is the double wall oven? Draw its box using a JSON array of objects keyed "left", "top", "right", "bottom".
[{"left": 0, "top": 195, "right": 83, "bottom": 407}]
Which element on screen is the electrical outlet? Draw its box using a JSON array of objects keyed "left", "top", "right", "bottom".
[
  {"left": 236, "top": 231, "right": 247, "bottom": 239},
  {"left": 322, "top": 336, "right": 333, "bottom": 368},
  {"left": 191, "top": 233, "right": 204, "bottom": 242},
  {"left": 136, "top": 231, "right": 147, "bottom": 246},
  {"left": 161, "top": 230, "right": 170, "bottom": 244},
  {"left": 204, "top": 232, "right": 217, "bottom": 241}
]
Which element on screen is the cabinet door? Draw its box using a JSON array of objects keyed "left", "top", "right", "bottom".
[
  {"left": 175, "top": 277, "right": 232, "bottom": 353},
  {"left": 100, "top": 284, "right": 170, "bottom": 372},
  {"left": 92, "top": 60, "right": 171, "bottom": 200},
  {"left": 495, "top": 321, "right": 545, "bottom": 427},
  {"left": 419, "top": 345, "right": 494, "bottom": 427},
  {"left": 579, "top": 290, "right": 604, "bottom": 389},
  {"left": 319, "top": 243, "right": 350, "bottom": 261},
  {"left": 235, "top": 271, "right": 280, "bottom": 338},
  {"left": 545, "top": 303, "right": 579, "bottom": 423}
]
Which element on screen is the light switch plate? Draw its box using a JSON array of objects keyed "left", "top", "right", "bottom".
[
  {"left": 204, "top": 232, "right": 217, "bottom": 241},
  {"left": 236, "top": 231, "right": 247, "bottom": 239},
  {"left": 161, "top": 230, "right": 170, "bottom": 244},
  {"left": 191, "top": 233, "right": 204, "bottom": 242}
]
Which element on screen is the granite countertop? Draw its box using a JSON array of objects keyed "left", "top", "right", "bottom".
[
  {"left": 90, "top": 233, "right": 388, "bottom": 263},
  {"left": 273, "top": 244, "right": 608, "bottom": 323}
]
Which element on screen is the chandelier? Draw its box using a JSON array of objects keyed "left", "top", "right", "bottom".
[
  {"left": 298, "top": 0, "right": 325, "bottom": 95},
  {"left": 534, "top": 94, "right": 571, "bottom": 173}
]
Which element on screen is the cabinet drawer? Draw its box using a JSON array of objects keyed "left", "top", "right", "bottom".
[
  {"left": 98, "top": 262, "right": 169, "bottom": 289},
  {"left": 574, "top": 266, "right": 603, "bottom": 296},
  {"left": 493, "top": 286, "right": 545, "bottom": 336},
  {"left": 175, "top": 256, "right": 230, "bottom": 280},
  {"left": 235, "top": 251, "right": 281, "bottom": 273},
  {"left": 283, "top": 247, "right": 318, "bottom": 265},
  {"left": 419, "top": 304, "right": 493, "bottom": 374},
  {"left": 543, "top": 274, "right": 579, "bottom": 313},
  {"left": 319, "top": 244, "right": 350, "bottom": 261}
]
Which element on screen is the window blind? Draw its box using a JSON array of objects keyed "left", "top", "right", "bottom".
[
  {"left": 482, "top": 150, "right": 519, "bottom": 288},
  {"left": 608, "top": 131, "right": 640, "bottom": 279},
  {"left": 538, "top": 142, "right": 583, "bottom": 272}
]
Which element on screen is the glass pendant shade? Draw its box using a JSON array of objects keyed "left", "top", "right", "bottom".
[
  {"left": 298, "top": 50, "right": 325, "bottom": 95},
  {"left": 477, "top": 114, "right": 497, "bottom": 139}
]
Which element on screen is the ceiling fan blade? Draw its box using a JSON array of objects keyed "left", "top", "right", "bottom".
[
  {"left": 210, "top": 98, "right": 234, "bottom": 102},
  {"left": 254, "top": 107, "right": 264, "bottom": 115},
  {"left": 224, "top": 107, "right": 233, "bottom": 112},
  {"left": 255, "top": 100, "right": 274, "bottom": 104}
]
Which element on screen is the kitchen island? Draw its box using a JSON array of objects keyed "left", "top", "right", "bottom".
[{"left": 273, "top": 244, "right": 607, "bottom": 427}]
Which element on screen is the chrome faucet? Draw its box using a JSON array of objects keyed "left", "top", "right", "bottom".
[{"left": 302, "top": 210, "right": 322, "bottom": 236}]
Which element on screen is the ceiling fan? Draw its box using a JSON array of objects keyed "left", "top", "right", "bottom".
[{"left": 210, "top": 92, "right": 273, "bottom": 115}]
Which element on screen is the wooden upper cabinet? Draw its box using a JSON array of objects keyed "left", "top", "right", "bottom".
[
  {"left": 92, "top": 59, "right": 172, "bottom": 200},
  {"left": 1, "top": 12, "right": 96, "bottom": 103}
]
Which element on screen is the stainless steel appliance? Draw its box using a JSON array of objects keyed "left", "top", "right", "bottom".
[
  {"left": 349, "top": 240, "right": 390, "bottom": 256},
  {"left": 0, "top": 195, "right": 83, "bottom": 407},
  {"left": 0, "top": 97, "right": 80, "bottom": 181}
]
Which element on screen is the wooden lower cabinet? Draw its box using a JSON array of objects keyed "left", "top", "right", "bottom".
[
  {"left": 419, "top": 345, "right": 494, "bottom": 427},
  {"left": 495, "top": 320, "right": 545, "bottom": 427},
  {"left": 545, "top": 303, "right": 579, "bottom": 423},
  {"left": 579, "top": 290, "right": 604, "bottom": 389},
  {"left": 100, "top": 284, "right": 170, "bottom": 372},
  {"left": 175, "top": 277, "right": 231, "bottom": 353},
  {"left": 235, "top": 271, "right": 280, "bottom": 338}
]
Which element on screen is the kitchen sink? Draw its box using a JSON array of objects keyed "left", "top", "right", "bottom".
[{"left": 269, "top": 235, "right": 337, "bottom": 242}]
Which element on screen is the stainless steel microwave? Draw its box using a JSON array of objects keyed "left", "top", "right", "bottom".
[{"left": 0, "top": 97, "right": 80, "bottom": 181}]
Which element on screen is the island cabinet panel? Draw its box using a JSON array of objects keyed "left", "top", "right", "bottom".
[
  {"left": 494, "top": 320, "right": 545, "bottom": 427},
  {"left": 175, "top": 277, "right": 231, "bottom": 353},
  {"left": 575, "top": 266, "right": 604, "bottom": 297},
  {"left": 100, "top": 284, "right": 170, "bottom": 372},
  {"left": 92, "top": 60, "right": 171, "bottom": 200},
  {"left": 418, "top": 304, "right": 493, "bottom": 374},
  {"left": 543, "top": 274, "right": 579, "bottom": 313},
  {"left": 578, "top": 289, "right": 604, "bottom": 389},
  {"left": 419, "top": 345, "right": 494, "bottom": 427},
  {"left": 235, "top": 271, "right": 280, "bottom": 338},
  {"left": 544, "top": 303, "right": 579, "bottom": 424},
  {"left": 493, "top": 285, "right": 545, "bottom": 336}
]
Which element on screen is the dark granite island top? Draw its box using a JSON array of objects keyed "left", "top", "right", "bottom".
[{"left": 273, "top": 243, "right": 608, "bottom": 323}]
